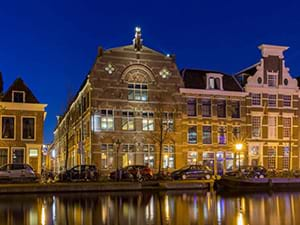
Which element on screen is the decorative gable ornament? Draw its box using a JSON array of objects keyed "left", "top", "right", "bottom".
[
  {"left": 159, "top": 68, "right": 171, "bottom": 79},
  {"left": 105, "top": 63, "right": 115, "bottom": 74}
]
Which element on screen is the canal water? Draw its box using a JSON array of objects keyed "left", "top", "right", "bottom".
[{"left": 0, "top": 191, "right": 298, "bottom": 225}]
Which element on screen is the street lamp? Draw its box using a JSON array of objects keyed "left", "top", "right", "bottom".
[{"left": 235, "top": 143, "right": 243, "bottom": 170}]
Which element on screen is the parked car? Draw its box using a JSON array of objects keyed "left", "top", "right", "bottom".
[
  {"left": 0, "top": 163, "right": 38, "bottom": 182},
  {"left": 109, "top": 165, "right": 153, "bottom": 181},
  {"left": 171, "top": 165, "right": 213, "bottom": 180},
  {"left": 59, "top": 165, "right": 99, "bottom": 182},
  {"left": 225, "top": 165, "right": 267, "bottom": 178}
]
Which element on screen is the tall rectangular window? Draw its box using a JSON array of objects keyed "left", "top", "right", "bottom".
[
  {"left": 218, "top": 126, "right": 227, "bottom": 144},
  {"left": 217, "top": 100, "right": 226, "bottom": 118},
  {"left": 268, "top": 74, "right": 277, "bottom": 87},
  {"left": 267, "top": 148, "right": 276, "bottom": 169},
  {"left": 231, "top": 101, "right": 240, "bottom": 118},
  {"left": 122, "top": 111, "right": 135, "bottom": 130},
  {"left": 187, "top": 98, "right": 197, "bottom": 116},
  {"left": 163, "top": 112, "right": 174, "bottom": 131},
  {"left": 188, "top": 126, "right": 197, "bottom": 144},
  {"left": 0, "top": 148, "right": 8, "bottom": 167},
  {"left": 283, "top": 146, "right": 290, "bottom": 170},
  {"left": 101, "top": 144, "right": 114, "bottom": 169},
  {"left": 268, "top": 116, "right": 277, "bottom": 139},
  {"left": 202, "top": 126, "right": 212, "bottom": 144},
  {"left": 202, "top": 99, "right": 211, "bottom": 117},
  {"left": 283, "top": 117, "right": 291, "bottom": 138},
  {"left": 232, "top": 127, "right": 240, "bottom": 139},
  {"left": 143, "top": 145, "right": 155, "bottom": 168},
  {"left": 251, "top": 93, "right": 261, "bottom": 106},
  {"left": 187, "top": 151, "right": 198, "bottom": 165},
  {"left": 93, "top": 110, "right": 114, "bottom": 131},
  {"left": 283, "top": 95, "right": 291, "bottom": 107},
  {"left": 142, "top": 112, "right": 154, "bottom": 131},
  {"left": 128, "top": 83, "right": 148, "bottom": 101},
  {"left": 251, "top": 116, "right": 261, "bottom": 138},
  {"left": 22, "top": 117, "right": 35, "bottom": 140},
  {"left": 163, "top": 145, "right": 175, "bottom": 169},
  {"left": 122, "top": 144, "right": 135, "bottom": 166},
  {"left": 268, "top": 95, "right": 277, "bottom": 107},
  {"left": 1, "top": 117, "right": 15, "bottom": 139},
  {"left": 12, "top": 148, "right": 24, "bottom": 164}
]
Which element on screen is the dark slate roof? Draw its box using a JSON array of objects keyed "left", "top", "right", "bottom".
[
  {"left": 234, "top": 62, "right": 259, "bottom": 87},
  {"left": 296, "top": 77, "right": 300, "bottom": 88},
  {"left": 181, "top": 68, "right": 243, "bottom": 92},
  {"left": 1, "top": 78, "right": 39, "bottom": 103}
]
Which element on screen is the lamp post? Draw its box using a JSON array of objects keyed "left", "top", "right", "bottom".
[
  {"left": 115, "top": 139, "right": 121, "bottom": 181},
  {"left": 235, "top": 143, "right": 243, "bottom": 170}
]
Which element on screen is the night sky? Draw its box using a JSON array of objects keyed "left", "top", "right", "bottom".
[{"left": 1, "top": 1, "right": 300, "bottom": 143}]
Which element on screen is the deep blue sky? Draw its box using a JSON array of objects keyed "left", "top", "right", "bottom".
[{"left": 1, "top": 0, "right": 300, "bottom": 143}]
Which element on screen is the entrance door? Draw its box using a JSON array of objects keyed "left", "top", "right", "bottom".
[
  {"left": 12, "top": 148, "right": 24, "bottom": 164},
  {"left": 216, "top": 152, "right": 224, "bottom": 175}
]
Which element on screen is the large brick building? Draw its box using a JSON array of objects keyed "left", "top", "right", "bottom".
[
  {"left": 0, "top": 76, "right": 47, "bottom": 172},
  {"left": 49, "top": 28, "right": 300, "bottom": 174}
]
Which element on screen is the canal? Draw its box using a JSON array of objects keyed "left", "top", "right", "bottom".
[{"left": 0, "top": 191, "right": 298, "bottom": 225}]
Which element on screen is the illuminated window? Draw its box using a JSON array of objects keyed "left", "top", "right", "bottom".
[
  {"left": 122, "top": 144, "right": 135, "bottom": 166},
  {"left": 268, "top": 116, "right": 277, "bottom": 139},
  {"left": 251, "top": 116, "right": 261, "bottom": 138},
  {"left": 163, "top": 145, "right": 175, "bottom": 169},
  {"left": 251, "top": 93, "right": 261, "bottom": 106},
  {"left": 188, "top": 126, "right": 197, "bottom": 144},
  {"left": 101, "top": 144, "right": 114, "bottom": 169},
  {"left": 163, "top": 112, "right": 174, "bottom": 131},
  {"left": 283, "top": 117, "right": 291, "bottom": 138},
  {"left": 93, "top": 110, "right": 114, "bottom": 131},
  {"left": 122, "top": 111, "right": 135, "bottom": 130},
  {"left": 128, "top": 83, "right": 148, "bottom": 101},
  {"left": 29, "top": 149, "right": 38, "bottom": 157},
  {"left": 143, "top": 145, "right": 155, "bottom": 168},
  {"left": 202, "top": 126, "right": 212, "bottom": 144},
  {"left": 187, "top": 151, "right": 198, "bottom": 165},
  {"left": 268, "top": 95, "right": 277, "bottom": 107},
  {"left": 267, "top": 148, "right": 276, "bottom": 169},
  {"left": 218, "top": 126, "right": 227, "bottom": 144},
  {"left": 142, "top": 112, "right": 154, "bottom": 131}
]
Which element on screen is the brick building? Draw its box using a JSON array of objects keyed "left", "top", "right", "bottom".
[
  {"left": 49, "top": 28, "right": 300, "bottom": 174},
  {"left": 0, "top": 76, "right": 47, "bottom": 172}
]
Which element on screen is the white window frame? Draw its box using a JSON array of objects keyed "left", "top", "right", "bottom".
[
  {"left": 267, "top": 147, "right": 277, "bottom": 169},
  {"left": 142, "top": 112, "right": 154, "bottom": 131},
  {"left": 12, "top": 90, "right": 26, "bottom": 103},
  {"left": 282, "top": 117, "right": 292, "bottom": 140},
  {"left": 267, "top": 73, "right": 277, "bottom": 87},
  {"left": 267, "top": 116, "right": 277, "bottom": 139},
  {"left": 0, "top": 115, "right": 16, "bottom": 140},
  {"left": 283, "top": 95, "right": 292, "bottom": 108},
  {"left": 251, "top": 116, "right": 262, "bottom": 138},
  {"left": 21, "top": 116, "right": 36, "bottom": 141},
  {"left": 217, "top": 126, "right": 227, "bottom": 145},
  {"left": 94, "top": 110, "right": 114, "bottom": 131},
  {"left": 128, "top": 83, "right": 148, "bottom": 101},
  {"left": 163, "top": 145, "right": 175, "bottom": 169},
  {"left": 251, "top": 93, "right": 261, "bottom": 106},
  {"left": 122, "top": 111, "right": 135, "bottom": 131},
  {"left": 187, "top": 126, "right": 197, "bottom": 144},
  {"left": 268, "top": 94, "right": 277, "bottom": 108}
]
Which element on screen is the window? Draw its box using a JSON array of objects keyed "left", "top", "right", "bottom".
[
  {"left": 187, "top": 151, "right": 198, "bottom": 165},
  {"left": 203, "top": 152, "right": 214, "bottom": 171},
  {"left": 163, "top": 112, "right": 174, "bottom": 131},
  {"left": 251, "top": 93, "right": 261, "bottom": 106},
  {"left": 0, "top": 148, "right": 8, "bottom": 167},
  {"left": 217, "top": 100, "right": 226, "bottom": 118},
  {"left": 268, "top": 74, "right": 277, "bottom": 87},
  {"left": 283, "top": 117, "right": 291, "bottom": 138},
  {"left": 12, "top": 91, "right": 25, "bottom": 103},
  {"left": 268, "top": 116, "right": 277, "bottom": 139},
  {"left": 187, "top": 98, "right": 197, "bottom": 116},
  {"left": 251, "top": 116, "right": 261, "bottom": 138},
  {"left": 231, "top": 101, "right": 240, "bottom": 118},
  {"left": 12, "top": 148, "right": 24, "bottom": 164},
  {"left": 1, "top": 116, "right": 15, "bottom": 139},
  {"left": 208, "top": 77, "right": 221, "bottom": 89},
  {"left": 122, "top": 111, "right": 135, "bottom": 130},
  {"left": 122, "top": 144, "right": 135, "bottom": 166},
  {"left": 202, "top": 99, "right": 211, "bottom": 117},
  {"left": 128, "top": 83, "right": 148, "bottom": 101},
  {"left": 268, "top": 95, "right": 277, "bottom": 107},
  {"left": 202, "top": 126, "right": 212, "bottom": 144},
  {"left": 267, "top": 148, "right": 276, "bottom": 169},
  {"left": 232, "top": 127, "right": 240, "bottom": 139},
  {"left": 163, "top": 145, "right": 175, "bottom": 169},
  {"left": 283, "top": 95, "right": 291, "bottom": 107},
  {"left": 94, "top": 110, "right": 114, "bottom": 131},
  {"left": 218, "top": 126, "right": 227, "bottom": 144},
  {"left": 283, "top": 147, "right": 290, "bottom": 170},
  {"left": 22, "top": 117, "right": 35, "bottom": 140},
  {"left": 142, "top": 112, "right": 154, "bottom": 131},
  {"left": 101, "top": 144, "right": 114, "bottom": 169},
  {"left": 188, "top": 126, "right": 197, "bottom": 144},
  {"left": 143, "top": 145, "right": 155, "bottom": 168},
  {"left": 29, "top": 149, "right": 38, "bottom": 157}
]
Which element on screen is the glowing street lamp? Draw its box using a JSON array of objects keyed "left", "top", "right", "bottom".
[{"left": 235, "top": 143, "right": 243, "bottom": 170}]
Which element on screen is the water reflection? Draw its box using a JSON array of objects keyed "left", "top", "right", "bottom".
[{"left": 0, "top": 191, "right": 300, "bottom": 225}]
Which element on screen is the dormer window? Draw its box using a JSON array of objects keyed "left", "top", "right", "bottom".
[
  {"left": 206, "top": 73, "right": 223, "bottom": 90},
  {"left": 12, "top": 91, "right": 25, "bottom": 103},
  {"left": 267, "top": 72, "right": 277, "bottom": 87}
]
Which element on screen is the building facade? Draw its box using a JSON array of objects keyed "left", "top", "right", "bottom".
[
  {"left": 49, "top": 29, "right": 300, "bottom": 174},
  {"left": 0, "top": 77, "right": 47, "bottom": 172}
]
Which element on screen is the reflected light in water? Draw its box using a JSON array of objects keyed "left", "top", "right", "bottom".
[
  {"left": 238, "top": 211, "right": 244, "bottom": 225},
  {"left": 41, "top": 205, "right": 46, "bottom": 225},
  {"left": 165, "top": 195, "right": 170, "bottom": 221}
]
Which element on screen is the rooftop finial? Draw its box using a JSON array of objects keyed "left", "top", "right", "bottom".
[{"left": 133, "top": 26, "right": 143, "bottom": 51}]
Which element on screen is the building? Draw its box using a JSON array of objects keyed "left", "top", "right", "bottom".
[
  {"left": 0, "top": 76, "right": 47, "bottom": 172},
  {"left": 50, "top": 28, "right": 300, "bottom": 174}
]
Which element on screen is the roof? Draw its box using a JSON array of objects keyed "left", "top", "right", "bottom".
[
  {"left": 1, "top": 78, "right": 39, "bottom": 103},
  {"left": 181, "top": 68, "right": 243, "bottom": 92},
  {"left": 234, "top": 62, "right": 260, "bottom": 87}
]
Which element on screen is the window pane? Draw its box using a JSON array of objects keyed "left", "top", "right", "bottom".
[
  {"left": 203, "top": 126, "right": 212, "bottom": 144},
  {"left": 12, "top": 149, "right": 24, "bottom": 164},
  {"left": 2, "top": 117, "right": 14, "bottom": 139},
  {"left": 187, "top": 98, "right": 197, "bottom": 116},
  {"left": 231, "top": 101, "right": 240, "bottom": 118},
  {"left": 217, "top": 100, "right": 226, "bottom": 118},
  {"left": 202, "top": 99, "right": 211, "bottom": 117},
  {"left": 0, "top": 149, "right": 8, "bottom": 167},
  {"left": 22, "top": 118, "right": 35, "bottom": 139},
  {"left": 188, "top": 126, "right": 197, "bottom": 144}
]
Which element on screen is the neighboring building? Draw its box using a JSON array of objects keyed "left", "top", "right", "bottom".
[
  {"left": 50, "top": 28, "right": 300, "bottom": 174},
  {"left": 0, "top": 76, "right": 47, "bottom": 172}
]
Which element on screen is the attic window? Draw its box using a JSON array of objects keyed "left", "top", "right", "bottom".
[
  {"left": 206, "top": 73, "right": 223, "bottom": 90},
  {"left": 12, "top": 91, "right": 25, "bottom": 103},
  {"left": 208, "top": 77, "right": 221, "bottom": 89}
]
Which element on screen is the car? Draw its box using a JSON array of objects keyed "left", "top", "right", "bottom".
[
  {"left": 59, "top": 165, "right": 99, "bottom": 182},
  {"left": 0, "top": 163, "right": 38, "bottom": 182},
  {"left": 225, "top": 165, "right": 267, "bottom": 178},
  {"left": 109, "top": 165, "right": 153, "bottom": 181},
  {"left": 171, "top": 165, "right": 213, "bottom": 180}
]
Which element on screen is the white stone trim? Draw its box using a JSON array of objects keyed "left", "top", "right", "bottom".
[
  {"left": 0, "top": 102, "right": 47, "bottom": 112},
  {"left": 12, "top": 90, "right": 26, "bottom": 103},
  {"left": 180, "top": 88, "right": 248, "bottom": 97},
  {"left": 258, "top": 44, "right": 289, "bottom": 58}
]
